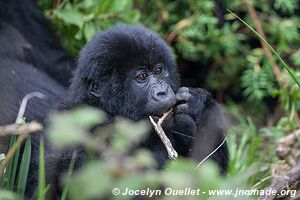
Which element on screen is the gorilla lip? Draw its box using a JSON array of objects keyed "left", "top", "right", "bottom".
[
  {"left": 153, "top": 107, "right": 172, "bottom": 118},
  {"left": 154, "top": 113, "right": 164, "bottom": 117}
]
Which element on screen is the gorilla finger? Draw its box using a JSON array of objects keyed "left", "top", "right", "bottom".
[
  {"left": 174, "top": 103, "right": 189, "bottom": 113},
  {"left": 177, "top": 87, "right": 189, "bottom": 93},
  {"left": 175, "top": 92, "right": 191, "bottom": 102}
]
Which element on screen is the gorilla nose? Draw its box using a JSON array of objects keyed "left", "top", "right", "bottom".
[
  {"left": 157, "top": 91, "right": 166, "bottom": 96},
  {"left": 152, "top": 84, "right": 174, "bottom": 101}
]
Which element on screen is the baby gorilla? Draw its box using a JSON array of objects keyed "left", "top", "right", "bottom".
[{"left": 45, "top": 24, "right": 228, "bottom": 198}]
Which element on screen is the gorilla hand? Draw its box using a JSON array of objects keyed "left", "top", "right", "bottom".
[{"left": 174, "top": 87, "right": 213, "bottom": 126}]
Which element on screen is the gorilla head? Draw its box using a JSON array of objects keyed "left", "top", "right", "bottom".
[{"left": 69, "top": 24, "right": 180, "bottom": 120}]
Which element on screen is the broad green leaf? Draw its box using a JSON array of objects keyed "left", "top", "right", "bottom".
[
  {"left": 54, "top": 9, "right": 84, "bottom": 28},
  {"left": 61, "top": 151, "right": 77, "bottom": 200},
  {"left": 67, "top": 161, "right": 112, "bottom": 200},
  {"left": 48, "top": 107, "right": 105, "bottom": 148},
  {"left": 16, "top": 137, "right": 31, "bottom": 195},
  {"left": 83, "top": 23, "right": 96, "bottom": 42},
  {"left": 0, "top": 190, "right": 19, "bottom": 200}
]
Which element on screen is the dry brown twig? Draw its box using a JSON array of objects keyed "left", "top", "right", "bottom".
[
  {"left": 243, "top": 0, "right": 300, "bottom": 128},
  {"left": 276, "top": 129, "right": 300, "bottom": 158},
  {"left": 243, "top": 0, "right": 282, "bottom": 83},
  {"left": 260, "top": 163, "right": 300, "bottom": 200},
  {"left": 149, "top": 108, "right": 178, "bottom": 159},
  {"left": 0, "top": 132, "right": 30, "bottom": 177},
  {"left": 0, "top": 121, "right": 43, "bottom": 137},
  {"left": 0, "top": 92, "right": 46, "bottom": 177},
  {"left": 0, "top": 122, "right": 44, "bottom": 176}
]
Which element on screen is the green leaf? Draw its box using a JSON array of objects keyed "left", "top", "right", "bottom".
[
  {"left": 112, "top": 119, "right": 149, "bottom": 151},
  {"left": 227, "top": 9, "right": 300, "bottom": 89},
  {"left": 110, "top": 0, "right": 131, "bottom": 12},
  {"left": 291, "top": 49, "right": 300, "bottom": 67},
  {"left": 53, "top": 9, "right": 84, "bottom": 28},
  {"left": 83, "top": 23, "right": 96, "bottom": 42},
  {"left": 16, "top": 137, "right": 31, "bottom": 195},
  {"left": 6, "top": 135, "right": 19, "bottom": 190},
  {"left": 274, "top": 0, "right": 298, "bottom": 14},
  {"left": 48, "top": 107, "right": 105, "bottom": 148},
  {"left": 38, "top": 136, "right": 46, "bottom": 200},
  {"left": 67, "top": 161, "right": 112, "bottom": 200},
  {"left": 0, "top": 190, "right": 19, "bottom": 200},
  {"left": 61, "top": 151, "right": 77, "bottom": 200}
]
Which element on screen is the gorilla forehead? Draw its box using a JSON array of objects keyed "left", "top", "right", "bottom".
[{"left": 79, "top": 24, "right": 176, "bottom": 73}]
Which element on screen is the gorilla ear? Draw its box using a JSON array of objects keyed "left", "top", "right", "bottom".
[{"left": 89, "top": 81, "right": 101, "bottom": 97}]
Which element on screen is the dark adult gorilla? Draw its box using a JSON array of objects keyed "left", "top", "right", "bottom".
[
  {"left": 0, "top": 20, "right": 65, "bottom": 127},
  {"left": 44, "top": 24, "right": 228, "bottom": 198},
  {"left": 0, "top": 21, "right": 66, "bottom": 197},
  {"left": 0, "top": 0, "right": 75, "bottom": 87}
]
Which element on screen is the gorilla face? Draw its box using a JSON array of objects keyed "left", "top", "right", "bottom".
[
  {"left": 69, "top": 24, "right": 180, "bottom": 120},
  {"left": 129, "top": 63, "right": 176, "bottom": 117}
]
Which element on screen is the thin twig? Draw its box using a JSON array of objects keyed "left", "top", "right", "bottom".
[
  {"left": 243, "top": 0, "right": 300, "bottom": 127},
  {"left": 276, "top": 129, "right": 300, "bottom": 157},
  {"left": 16, "top": 92, "right": 46, "bottom": 123},
  {"left": 149, "top": 109, "right": 178, "bottom": 159},
  {"left": 244, "top": 0, "right": 282, "bottom": 83},
  {"left": 0, "top": 131, "right": 30, "bottom": 177},
  {"left": 195, "top": 137, "right": 227, "bottom": 169},
  {"left": 252, "top": 175, "right": 273, "bottom": 189},
  {"left": 0, "top": 92, "right": 46, "bottom": 177},
  {"left": 0, "top": 121, "right": 43, "bottom": 137},
  {"left": 171, "top": 130, "right": 195, "bottom": 139}
]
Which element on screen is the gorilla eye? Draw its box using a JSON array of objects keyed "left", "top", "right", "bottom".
[
  {"left": 136, "top": 73, "right": 147, "bottom": 82},
  {"left": 154, "top": 67, "right": 163, "bottom": 75}
]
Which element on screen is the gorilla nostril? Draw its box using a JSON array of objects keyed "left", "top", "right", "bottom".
[{"left": 157, "top": 91, "right": 166, "bottom": 96}]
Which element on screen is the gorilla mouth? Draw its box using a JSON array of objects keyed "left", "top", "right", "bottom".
[
  {"left": 153, "top": 107, "right": 172, "bottom": 118},
  {"left": 153, "top": 112, "right": 164, "bottom": 118}
]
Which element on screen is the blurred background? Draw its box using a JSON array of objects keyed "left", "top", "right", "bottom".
[{"left": 1, "top": 0, "right": 300, "bottom": 199}]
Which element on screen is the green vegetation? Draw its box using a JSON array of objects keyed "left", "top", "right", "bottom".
[{"left": 1, "top": 0, "right": 300, "bottom": 199}]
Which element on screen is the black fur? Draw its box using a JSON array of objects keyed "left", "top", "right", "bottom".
[
  {"left": 0, "top": 21, "right": 66, "bottom": 198},
  {"left": 64, "top": 25, "right": 179, "bottom": 118},
  {"left": 0, "top": 1, "right": 75, "bottom": 193},
  {"left": 43, "top": 24, "right": 229, "bottom": 199},
  {"left": 0, "top": 22, "right": 65, "bottom": 125},
  {"left": 0, "top": 0, "right": 75, "bottom": 87}
]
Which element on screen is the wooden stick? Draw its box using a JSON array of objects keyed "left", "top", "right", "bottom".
[
  {"left": 244, "top": 0, "right": 282, "bottom": 83},
  {"left": 149, "top": 109, "right": 178, "bottom": 159},
  {"left": 260, "top": 163, "right": 300, "bottom": 200},
  {"left": 276, "top": 129, "right": 300, "bottom": 158},
  {"left": 0, "top": 92, "right": 45, "bottom": 177},
  {"left": 0, "top": 121, "right": 43, "bottom": 137},
  {"left": 0, "top": 132, "right": 30, "bottom": 177},
  {"left": 260, "top": 129, "right": 300, "bottom": 199}
]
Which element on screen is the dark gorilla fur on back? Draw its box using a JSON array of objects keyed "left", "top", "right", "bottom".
[
  {"left": 0, "top": 0, "right": 75, "bottom": 87},
  {"left": 0, "top": 21, "right": 66, "bottom": 198},
  {"left": 32, "top": 24, "right": 229, "bottom": 199}
]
